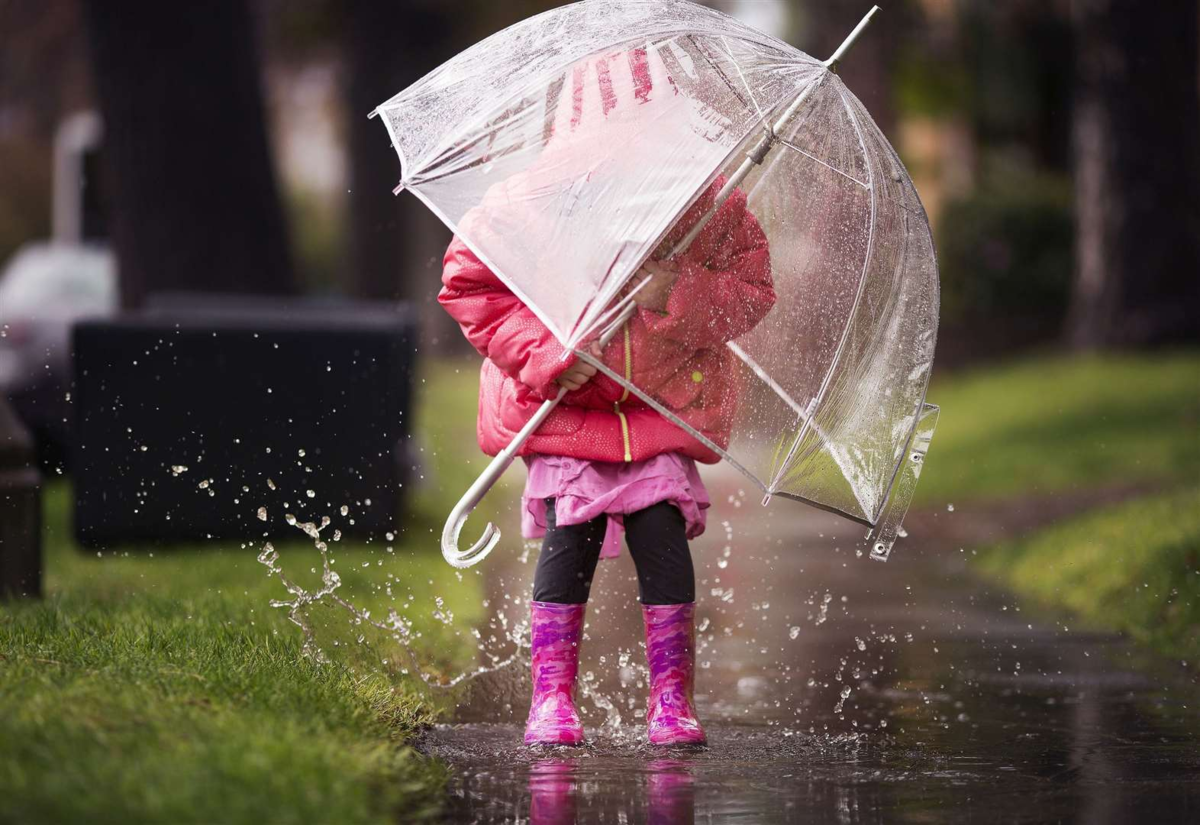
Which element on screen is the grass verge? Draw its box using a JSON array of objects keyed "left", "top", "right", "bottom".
[
  {"left": 1, "top": 596, "right": 447, "bottom": 824},
  {"left": 916, "top": 350, "right": 1200, "bottom": 505},
  {"left": 975, "top": 485, "right": 1200, "bottom": 659},
  {"left": 0, "top": 359, "right": 496, "bottom": 824}
]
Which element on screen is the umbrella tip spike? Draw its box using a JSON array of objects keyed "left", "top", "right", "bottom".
[{"left": 823, "top": 5, "right": 882, "bottom": 72}]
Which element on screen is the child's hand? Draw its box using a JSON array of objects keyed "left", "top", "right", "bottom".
[
  {"left": 555, "top": 343, "right": 602, "bottom": 392},
  {"left": 627, "top": 259, "right": 679, "bottom": 312}
]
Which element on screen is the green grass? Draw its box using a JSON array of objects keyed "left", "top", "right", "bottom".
[
  {"left": 922, "top": 351, "right": 1200, "bottom": 659},
  {"left": 975, "top": 485, "right": 1200, "bottom": 659},
  {"left": 1, "top": 598, "right": 446, "bottom": 824},
  {"left": 916, "top": 351, "right": 1200, "bottom": 505},
  {"left": 0, "top": 359, "right": 498, "bottom": 825}
]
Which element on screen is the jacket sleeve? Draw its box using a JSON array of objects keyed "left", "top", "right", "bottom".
[
  {"left": 438, "top": 237, "right": 574, "bottom": 399},
  {"left": 639, "top": 189, "right": 775, "bottom": 349}
]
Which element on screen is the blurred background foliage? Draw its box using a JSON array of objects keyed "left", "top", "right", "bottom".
[{"left": 938, "top": 169, "right": 1073, "bottom": 326}]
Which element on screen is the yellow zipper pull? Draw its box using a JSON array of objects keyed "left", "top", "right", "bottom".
[{"left": 614, "top": 401, "right": 632, "bottom": 462}]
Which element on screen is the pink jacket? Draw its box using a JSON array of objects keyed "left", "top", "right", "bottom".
[{"left": 438, "top": 178, "right": 775, "bottom": 465}]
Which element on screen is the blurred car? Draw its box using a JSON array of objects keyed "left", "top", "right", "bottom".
[{"left": 0, "top": 242, "right": 117, "bottom": 466}]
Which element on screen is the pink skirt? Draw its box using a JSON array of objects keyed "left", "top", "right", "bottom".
[{"left": 521, "top": 452, "right": 710, "bottom": 560}]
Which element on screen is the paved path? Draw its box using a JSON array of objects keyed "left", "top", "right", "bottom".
[{"left": 423, "top": 483, "right": 1200, "bottom": 823}]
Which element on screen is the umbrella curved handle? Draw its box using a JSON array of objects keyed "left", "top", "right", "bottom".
[
  {"left": 440, "top": 479, "right": 503, "bottom": 569},
  {"left": 441, "top": 385, "right": 569, "bottom": 568},
  {"left": 440, "top": 302, "right": 642, "bottom": 568}
]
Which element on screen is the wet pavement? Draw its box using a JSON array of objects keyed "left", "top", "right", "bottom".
[{"left": 421, "top": 479, "right": 1200, "bottom": 823}]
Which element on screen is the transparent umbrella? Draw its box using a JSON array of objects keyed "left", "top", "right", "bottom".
[{"left": 371, "top": 0, "right": 939, "bottom": 567}]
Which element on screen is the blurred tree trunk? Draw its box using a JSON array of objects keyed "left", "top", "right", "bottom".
[
  {"left": 1067, "top": 0, "right": 1200, "bottom": 348},
  {"left": 80, "top": 0, "right": 295, "bottom": 308},
  {"left": 344, "top": 0, "right": 464, "bottom": 351}
]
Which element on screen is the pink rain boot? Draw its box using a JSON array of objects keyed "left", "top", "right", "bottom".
[
  {"left": 525, "top": 601, "right": 586, "bottom": 746},
  {"left": 643, "top": 603, "right": 707, "bottom": 746}
]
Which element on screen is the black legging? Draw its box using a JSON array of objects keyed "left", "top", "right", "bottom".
[{"left": 532, "top": 498, "right": 695, "bottom": 605}]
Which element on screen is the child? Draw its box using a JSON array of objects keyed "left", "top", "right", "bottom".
[{"left": 439, "top": 176, "right": 774, "bottom": 746}]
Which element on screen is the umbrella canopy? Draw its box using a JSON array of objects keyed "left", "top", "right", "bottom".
[{"left": 372, "top": 0, "right": 939, "bottom": 560}]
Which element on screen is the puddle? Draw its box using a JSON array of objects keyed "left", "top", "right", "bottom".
[
  {"left": 424, "top": 490, "right": 1200, "bottom": 822},
  {"left": 250, "top": 470, "right": 1200, "bottom": 822}
]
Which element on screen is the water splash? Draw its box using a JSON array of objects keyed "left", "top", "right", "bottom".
[
  {"left": 245, "top": 475, "right": 886, "bottom": 735},
  {"left": 256, "top": 508, "right": 527, "bottom": 691}
]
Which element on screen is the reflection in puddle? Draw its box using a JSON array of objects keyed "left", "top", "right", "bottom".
[
  {"left": 644, "top": 760, "right": 695, "bottom": 825},
  {"left": 528, "top": 760, "right": 576, "bottom": 825},
  {"left": 525, "top": 759, "right": 696, "bottom": 824}
]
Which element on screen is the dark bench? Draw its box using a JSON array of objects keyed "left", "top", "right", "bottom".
[
  {"left": 0, "top": 395, "right": 41, "bottom": 598},
  {"left": 72, "top": 296, "right": 416, "bottom": 546}
]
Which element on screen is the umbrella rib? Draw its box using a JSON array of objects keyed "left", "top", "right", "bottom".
[
  {"left": 564, "top": 241, "right": 645, "bottom": 349},
  {"left": 719, "top": 36, "right": 767, "bottom": 122},
  {"left": 401, "top": 181, "right": 571, "bottom": 346},
  {"left": 585, "top": 275, "right": 653, "bottom": 344},
  {"left": 576, "top": 349, "right": 769, "bottom": 494},
  {"left": 726, "top": 341, "right": 814, "bottom": 423},
  {"left": 725, "top": 340, "right": 845, "bottom": 494},
  {"left": 577, "top": 347, "right": 872, "bottom": 528},
  {"left": 872, "top": 388, "right": 934, "bottom": 541},
  {"left": 371, "top": 105, "right": 411, "bottom": 185},
  {"left": 867, "top": 189, "right": 940, "bottom": 533},
  {"left": 684, "top": 35, "right": 755, "bottom": 115},
  {"left": 760, "top": 490, "right": 874, "bottom": 528},
  {"left": 417, "top": 97, "right": 544, "bottom": 183},
  {"left": 776, "top": 138, "right": 870, "bottom": 188},
  {"left": 846, "top": 208, "right": 915, "bottom": 525},
  {"left": 766, "top": 80, "right": 878, "bottom": 502}
]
